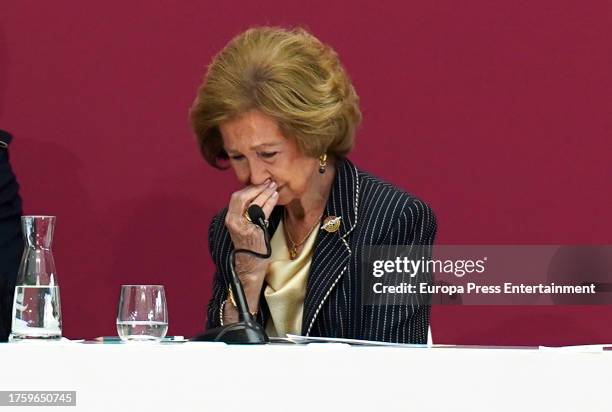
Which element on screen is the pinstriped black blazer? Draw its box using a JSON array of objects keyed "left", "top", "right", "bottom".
[
  {"left": 206, "top": 158, "right": 437, "bottom": 344},
  {"left": 0, "top": 130, "right": 23, "bottom": 342}
]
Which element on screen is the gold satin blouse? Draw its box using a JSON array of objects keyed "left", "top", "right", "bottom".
[{"left": 264, "top": 220, "right": 319, "bottom": 337}]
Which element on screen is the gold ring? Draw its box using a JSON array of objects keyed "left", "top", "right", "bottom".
[{"left": 243, "top": 209, "right": 252, "bottom": 223}]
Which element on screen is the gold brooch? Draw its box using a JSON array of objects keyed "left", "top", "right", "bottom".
[{"left": 321, "top": 216, "right": 341, "bottom": 233}]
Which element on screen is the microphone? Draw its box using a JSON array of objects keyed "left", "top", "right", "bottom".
[
  {"left": 247, "top": 204, "right": 267, "bottom": 229},
  {"left": 242, "top": 205, "right": 271, "bottom": 260},
  {"left": 192, "top": 205, "right": 271, "bottom": 344}
]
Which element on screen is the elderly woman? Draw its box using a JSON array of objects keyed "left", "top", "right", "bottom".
[{"left": 190, "top": 27, "right": 436, "bottom": 343}]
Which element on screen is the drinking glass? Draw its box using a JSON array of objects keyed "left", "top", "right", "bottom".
[{"left": 116, "top": 285, "right": 168, "bottom": 342}]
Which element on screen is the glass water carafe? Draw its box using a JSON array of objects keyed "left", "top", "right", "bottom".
[{"left": 11, "top": 216, "right": 62, "bottom": 339}]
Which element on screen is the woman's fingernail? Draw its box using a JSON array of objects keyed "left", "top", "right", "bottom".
[{"left": 270, "top": 181, "right": 277, "bottom": 188}]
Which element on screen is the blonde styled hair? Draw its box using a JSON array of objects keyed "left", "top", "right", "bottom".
[{"left": 189, "top": 26, "right": 362, "bottom": 168}]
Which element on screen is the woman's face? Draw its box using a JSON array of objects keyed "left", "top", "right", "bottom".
[{"left": 219, "top": 109, "right": 320, "bottom": 205}]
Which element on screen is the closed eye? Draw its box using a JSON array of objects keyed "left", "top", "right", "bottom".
[
  {"left": 229, "top": 154, "right": 245, "bottom": 160},
  {"left": 258, "top": 151, "right": 278, "bottom": 159}
]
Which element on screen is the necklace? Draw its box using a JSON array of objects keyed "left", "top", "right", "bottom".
[{"left": 283, "top": 209, "right": 321, "bottom": 260}]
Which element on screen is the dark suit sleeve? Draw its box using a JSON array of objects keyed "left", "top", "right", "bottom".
[
  {"left": 205, "top": 212, "right": 229, "bottom": 329},
  {"left": 362, "top": 198, "right": 437, "bottom": 344},
  {"left": 395, "top": 198, "right": 437, "bottom": 344},
  {"left": 0, "top": 131, "right": 24, "bottom": 342}
]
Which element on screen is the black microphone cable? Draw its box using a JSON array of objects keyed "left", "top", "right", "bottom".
[{"left": 228, "top": 204, "right": 271, "bottom": 322}]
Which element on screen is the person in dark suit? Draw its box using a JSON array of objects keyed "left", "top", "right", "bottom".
[
  {"left": 190, "top": 27, "right": 436, "bottom": 343},
  {"left": 0, "top": 129, "right": 23, "bottom": 341}
]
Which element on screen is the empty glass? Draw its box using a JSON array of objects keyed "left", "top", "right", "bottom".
[{"left": 116, "top": 285, "right": 168, "bottom": 342}]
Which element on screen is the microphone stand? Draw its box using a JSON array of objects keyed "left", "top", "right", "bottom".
[{"left": 192, "top": 206, "right": 270, "bottom": 344}]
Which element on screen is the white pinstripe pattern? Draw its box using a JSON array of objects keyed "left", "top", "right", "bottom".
[{"left": 205, "top": 158, "right": 437, "bottom": 343}]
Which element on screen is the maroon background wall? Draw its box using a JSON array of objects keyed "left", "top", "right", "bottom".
[{"left": 1, "top": 1, "right": 610, "bottom": 344}]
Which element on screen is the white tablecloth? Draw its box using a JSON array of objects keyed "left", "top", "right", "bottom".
[{"left": 0, "top": 342, "right": 610, "bottom": 411}]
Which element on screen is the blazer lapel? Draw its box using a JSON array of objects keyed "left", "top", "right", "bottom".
[
  {"left": 266, "top": 207, "right": 283, "bottom": 238},
  {"left": 301, "top": 158, "right": 359, "bottom": 335}
]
